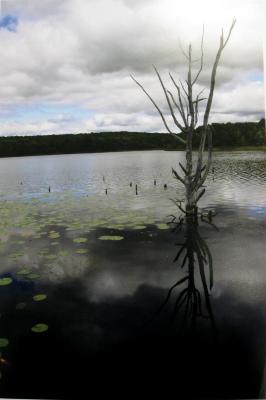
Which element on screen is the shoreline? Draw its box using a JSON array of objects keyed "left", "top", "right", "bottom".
[{"left": 0, "top": 146, "right": 265, "bottom": 159}]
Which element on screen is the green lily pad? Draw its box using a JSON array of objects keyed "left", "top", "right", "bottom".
[
  {"left": 31, "top": 323, "right": 48, "bottom": 333},
  {"left": 0, "top": 338, "right": 9, "bottom": 348},
  {"left": 17, "top": 268, "right": 31, "bottom": 276},
  {"left": 27, "top": 273, "right": 41, "bottom": 280},
  {"left": 73, "top": 237, "right": 88, "bottom": 244},
  {"left": 58, "top": 250, "right": 69, "bottom": 257},
  {"left": 156, "top": 223, "right": 168, "bottom": 230},
  {"left": 48, "top": 232, "right": 60, "bottom": 239},
  {"left": 98, "top": 235, "right": 124, "bottom": 241},
  {"left": 16, "top": 302, "right": 27, "bottom": 310},
  {"left": 44, "top": 254, "right": 57, "bottom": 260},
  {"left": 131, "top": 225, "right": 146, "bottom": 230},
  {"left": 39, "top": 249, "right": 49, "bottom": 255},
  {"left": 33, "top": 294, "right": 47, "bottom": 302},
  {"left": 17, "top": 240, "right": 25, "bottom": 245},
  {"left": 0, "top": 277, "right": 12, "bottom": 286},
  {"left": 75, "top": 249, "right": 88, "bottom": 254},
  {"left": 9, "top": 252, "right": 24, "bottom": 260}
]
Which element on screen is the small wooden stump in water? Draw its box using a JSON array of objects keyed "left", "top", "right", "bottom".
[
  {"left": 135, "top": 184, "right": 138, "bottom": 195},
  {"left": 48, "top": 186, "right": 51, "bottom": 193}
]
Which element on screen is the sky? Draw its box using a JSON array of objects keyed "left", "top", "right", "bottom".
[{"left": 0, "top": 0, "right": 264, "bottom": 136}]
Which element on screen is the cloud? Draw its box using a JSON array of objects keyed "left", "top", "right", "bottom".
[{"left": 0, "top": 0, "right": 264, "bottom": 136}]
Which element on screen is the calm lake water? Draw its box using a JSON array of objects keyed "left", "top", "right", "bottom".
[{"left": 0, "top": 150, "right": 266, "bottom": 398}]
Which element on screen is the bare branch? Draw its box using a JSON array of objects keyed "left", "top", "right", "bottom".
[
  {"left": 195, "top": 126, "right": 213, "bottom": 190},
  {"left": 192, "top": 25, "right": 204, "bottom": 85},
  {"left": 193, "top": 19, "right": 236, "bottom": 192},
  {"left": 167, "top": 90, "right": 188, "bottom": 128},
  {"left": 203, "top": 19, "right": 236, "bottom": 128},
  {"left": 222, "top": 18, "right": 236, "bottom": 48},
  {"left": 179, "top": 39, "right": 189, "bottom": 60},
  {"left": 192, "top": 98, "right": 207, "bottom": 104},
  {"left": 169, "top": 73, "right": 188, "bottom": 128},
  {"left": 194, "top": 96, "right": 200, "bottom": 127},
  {"left": 130, "top": 74, "right": 186, "bottom": 144},
  {"left": 153, "top": 65, "right": 185, "bottom": 133},
  {"left": 179, "top": 162, "right": 188, "bottom": 175},
  {"left": 179, "top": 79, "right": 188, "bottom": 98},
  {"left": 187, "top": 44, "right": 195, "bottom": 129},
  {"left": 172, "top": 167, "right": 186, "bottom": 185}
]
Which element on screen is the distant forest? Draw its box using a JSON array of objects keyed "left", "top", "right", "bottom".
[{"left": 0, "top": 119, "right": 264, "bottom": 157}]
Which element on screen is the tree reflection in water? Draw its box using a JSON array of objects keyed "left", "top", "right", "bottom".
[{"left": 156, "top": 211, "right": 217, "bottom": 335}]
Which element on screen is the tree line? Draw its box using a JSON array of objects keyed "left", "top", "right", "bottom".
[{"left": 0, "top": 119, "right": 264, "bottom": 158}]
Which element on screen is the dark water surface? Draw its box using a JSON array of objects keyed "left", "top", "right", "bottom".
[{"left": 0, "top": 150, "right": 266, "bottom": 399}]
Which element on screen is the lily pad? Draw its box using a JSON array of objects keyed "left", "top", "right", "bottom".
[
  {"left": 27, "top": 273, "right": 41, "bottom": 280},
  {"left": 44, "top": 254, "right": 57, "bottom": 260},
  {"left": 39, "top": 249, "right": 49, "bottom": 255},
  {"left": 131, "top": 225, "right": 146, "bottom": 230},
  {"left": 17, "top": 268, "right": 31, "bottom": 275},
  {"left": 33, "top": 294, "right": 47, "bottom": 302},
  {"left": 16, "top": 302, "right": 27, "bottom": 310},
  {"left": 75, "top": 249, "right": 88, "bottom": 254},
  {"left": 156, "top": 223, "right": 168, "bottom": 230},
  {"left": 73, "top": 237, "right": 88, "bottom": 244},
  {"left": 8, "top": 252, "right": 24, "bottom": 260},
  {"left": 98, "top": 235, "right": 124, "bottom": 241},
  {"left": 0, "top": 277, "right": 12, "bottom": 286},
  {"left": 58, "top": 250, "right": 69, "bottom": 257},
  {"left": 48, "top": 232, "right": 60, "bottom": 239},
  {"left": 0, "top": 338, "right": 9, "bottom": 348},
  {"left": 31, "top": 323, "right": 48, "bottom": 333}
]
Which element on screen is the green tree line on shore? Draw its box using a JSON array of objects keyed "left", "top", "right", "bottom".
[{"left": 0, "top": 119, "right": 264, "bottom": 158}]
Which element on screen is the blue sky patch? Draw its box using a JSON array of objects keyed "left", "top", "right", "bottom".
[
  {"left": 0, "top": 103, "right": 91, "bottom": 123},
  {"left": 0, "top": 14, "right": 18, "bottom": 32},
  {"left": 247, "top": 71, "right": 263, "bottom": 82}
]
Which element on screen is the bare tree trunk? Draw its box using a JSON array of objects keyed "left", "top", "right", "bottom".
[{"left": 132, "top": 19, "right": 236, "bottom": 219}]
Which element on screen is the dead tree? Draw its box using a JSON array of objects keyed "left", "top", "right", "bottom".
[{"left": 131, "top": 20, "right": 236, "bottom": 220}]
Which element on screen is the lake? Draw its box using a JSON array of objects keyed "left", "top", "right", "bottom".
[{"left": 0, "top": 150, "right": 266, "bottom": 398}]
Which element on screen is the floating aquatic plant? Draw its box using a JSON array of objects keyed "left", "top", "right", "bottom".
[
  {"left": 33, "top": 294, "right": 47, "bottom": 302},
  {"left": 48, "top": 232, "right": 60, "bottom": 239},
  {"left": 73, "top": 237, "right": 87, "bottom": 244},
  {"left": 0, "top": 277, "right": 12, "bottom": 286},
  {"left": 44, "top": 254, "right": 57, "bottom": 260},
  {"left": 58, "top": 250, "right": 69, "bottom": 257},
  {"left": 131, "top": 225, "right": 146, "bottom": 230},
  {"left": 156, "top": 223, "right": 168, "bottom": 230},
  {"left": 0, "top": 339, "right": 9, "bottom": 348},
  {"left": 31, "top": 323, "right": 48, "bottom": 333},
  {"left": 75, "top": 249, "right": 88, "bottom": 254},
  {"left": 27, "top": 273, "right": 41, "bottom": 280},
  {"left": 16, "top": 268, "right": 31, "bottom": 275},
  {"left": 16, "top": 302, "right": 27, "bottom": 310},
  {"left": 98, "top": 235, "right": 124, "bottom": 241}
]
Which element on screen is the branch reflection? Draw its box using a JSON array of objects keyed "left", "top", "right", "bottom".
[{"left": 158, "top": 211, "right": 217, "bottom": 334}]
